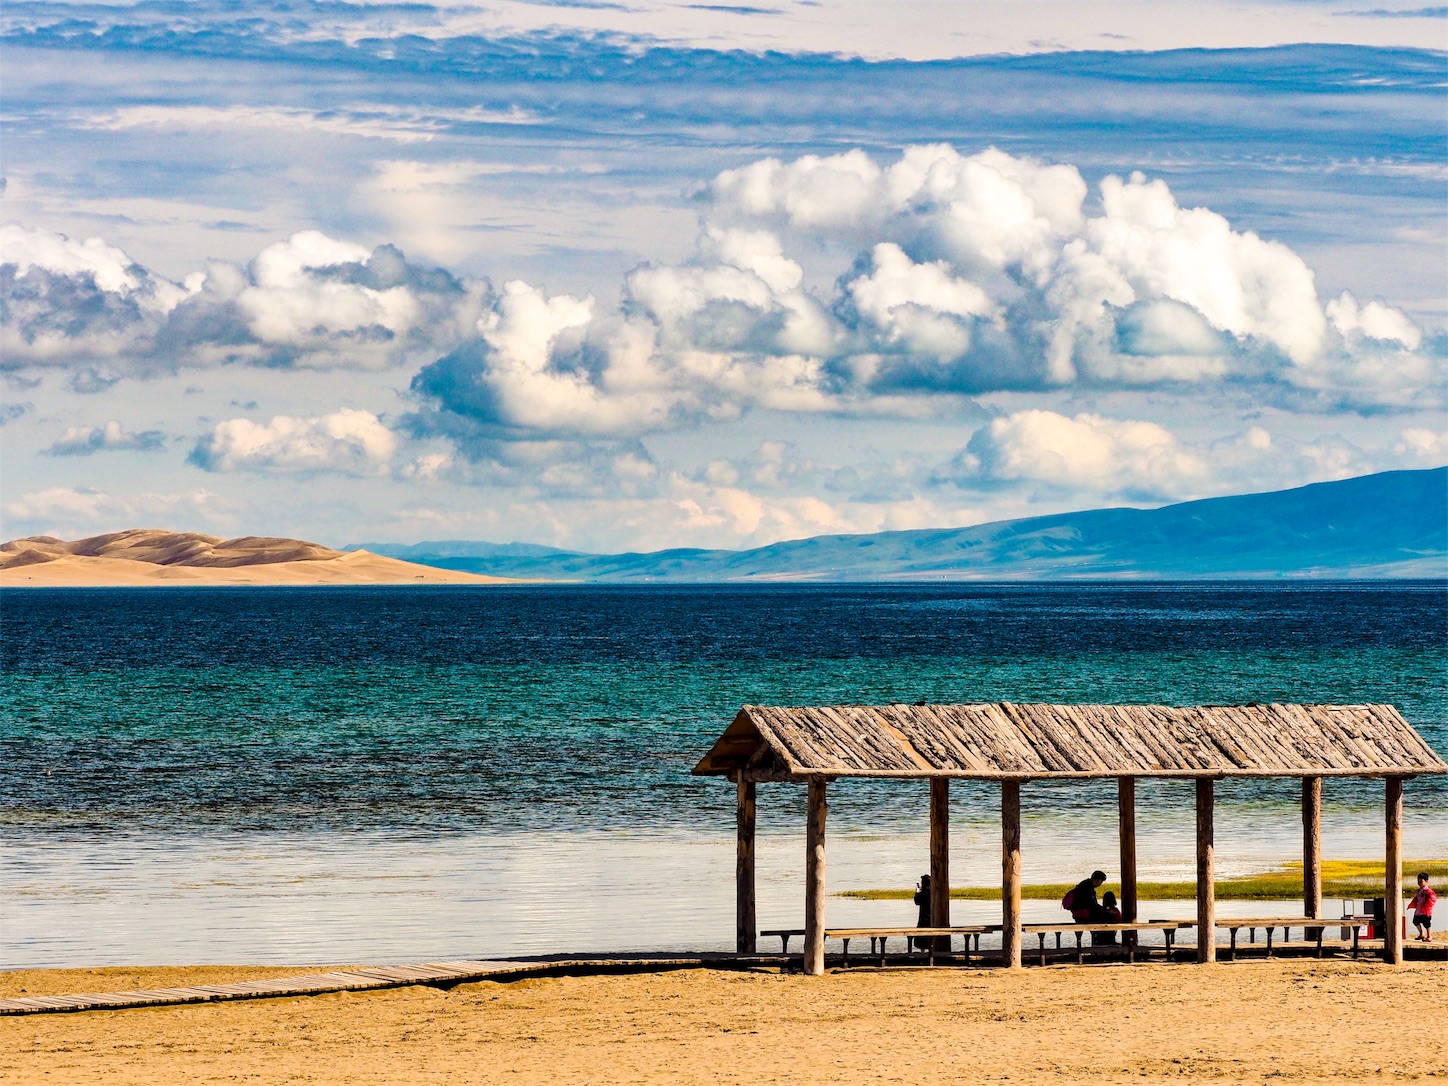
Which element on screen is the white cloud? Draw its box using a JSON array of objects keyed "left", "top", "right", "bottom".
[
  {"left": 954, "top": 409, "right": 1210, "bottom": 498},
  {"left": 411, "top": 145, "right": 1444, "bottom": 447},
  {"left": 941, "top": 410, "right": 1448, "bottom": 507},
  {"left": 45, "top": 420, "right": 166, "bottom": 456},
  {"left": 2, "top": 486, "right": 220, "bottom": 537},
  {"left": 79, "top": 105, "right": 441, "bottom": 144},
  {"left": 1326, "top": 291, "right": 1422, "bottom": 349},
  {"left": 3, "top": 486, "right": 126, "bottom": 526},
  {"left": 1395, "top": 428, "right": 1448, "bottom": 462},
  {"left": 189, "top": 409, "right": 398, "bottom": 474},
  {"left": 2, "top": 222, "right": 159, "bottom": 298},
  {"left": 1, "top": 226, "right": 489, "bottom": 375}
]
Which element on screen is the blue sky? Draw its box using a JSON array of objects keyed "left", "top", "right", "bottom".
[{"left": 2, "top": 0, "right": 1445, "bottom": 550}]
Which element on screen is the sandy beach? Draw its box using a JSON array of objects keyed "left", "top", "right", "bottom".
[{"left": 4, "top": 959, "right": 1445, "bottom": 1084}]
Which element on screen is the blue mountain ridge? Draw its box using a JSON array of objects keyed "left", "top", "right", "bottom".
[{"left": 350, "top": 467, "right": 1448, "bottom": 582}]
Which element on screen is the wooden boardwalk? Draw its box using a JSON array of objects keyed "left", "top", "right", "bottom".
[{"left": 0, "top": 956, "right": 747, "bottom": 1016}]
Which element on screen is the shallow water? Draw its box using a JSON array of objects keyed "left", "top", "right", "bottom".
[{"left": 2, "top": 583, "right": 1444, "bottom": 966}]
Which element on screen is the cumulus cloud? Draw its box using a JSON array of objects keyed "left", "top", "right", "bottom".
[
  {"left": 45, "top": 420, "right": 167, "bottom": 456},
  {"left": 939, "top": 409, "right": 1441, "bottom": 506},
  {"left": 10, "top": 146, "right": 1442, "bottom": 457},
  {"left": 1, "top": 225, "right": 490, "bottom": 378},
  {"left": 1395, "top": 427, "right": 1448, "bottom": 462},
  {"left": 189, "top": 408, "right": 398, "bottom": 474},
  {"left": 950, "top": 409, "right": 1210, "bottom": 499},
  {"left": 406, "top": 145, "right": 1442, "bottom": 450}
]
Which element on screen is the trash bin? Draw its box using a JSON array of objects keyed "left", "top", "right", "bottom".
[{"left": 1367, "top": 897, "right": 1385, "bottom": 939}]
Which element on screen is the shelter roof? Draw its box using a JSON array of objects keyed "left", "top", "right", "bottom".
[{"left": 692, "top": 703, "right": 1447, "bottom": 780}]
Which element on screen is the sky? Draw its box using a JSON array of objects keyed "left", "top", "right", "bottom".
[{"left": 2, "top": 0, "right": 1446, "bottom": 552}]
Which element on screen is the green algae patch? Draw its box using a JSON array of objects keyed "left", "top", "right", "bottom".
[{"left": 839, "top": 859, "right": 1448, "bottom": 901}]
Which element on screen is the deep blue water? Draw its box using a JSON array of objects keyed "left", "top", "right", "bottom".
[{"left": 4, "top": 583, "right": 1446, "bottom": 835}]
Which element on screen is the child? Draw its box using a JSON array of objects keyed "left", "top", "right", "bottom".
[
  {"left": 1408, "top": 872, "right": 1436, "bottom": 942},
  {"left": 1092, "top": 890, "right": 1123, "bottom": 945}
]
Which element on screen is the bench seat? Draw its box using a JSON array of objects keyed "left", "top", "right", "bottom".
[
  {"left": 1021, "top": 921, "right": 1185, "bottom": 965},
  {"left": 1212, "top": 916, "right": 1332, "bottom": 959},
  {"left": 759, "top": 926, "right": 999, "bottom": 964},
  {"left": 826, "top": 926, "right": 999, "bottom": 966}
]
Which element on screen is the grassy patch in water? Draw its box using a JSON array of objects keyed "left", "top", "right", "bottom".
[{"left": 838, "top": 859, "right": 1448, "bottom": 901}]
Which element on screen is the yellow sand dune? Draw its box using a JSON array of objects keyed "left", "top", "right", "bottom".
[{"left": 0, "top": 530, "right": 511, "bottom": 587}]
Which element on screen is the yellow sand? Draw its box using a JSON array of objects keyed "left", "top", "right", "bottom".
[
  {"left": 4, "top": 959, "right": 1445, "bottom": 1084},
  {"left": 0, "top": 550, "right": 509, "bottom": 587}
]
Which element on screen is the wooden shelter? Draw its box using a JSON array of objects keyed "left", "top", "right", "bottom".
[{"left": 693, "top": 703, "right": 1447, "bottom": 974}]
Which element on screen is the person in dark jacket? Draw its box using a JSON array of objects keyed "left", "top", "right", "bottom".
[
  {"left": 1069, "top": 870, "right": 1108, "bottom": 923},
  {"left": 912, "top": 874, "right": 932, "bottom": 949}
]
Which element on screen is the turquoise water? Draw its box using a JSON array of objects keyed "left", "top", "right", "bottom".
[{"left": 2, "top": 584, "right": 1445, "bottom": 965}]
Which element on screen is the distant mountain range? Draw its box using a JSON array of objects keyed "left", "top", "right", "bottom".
[{"left": 352, "top": 467, "right": 1448, "bottom": 582}]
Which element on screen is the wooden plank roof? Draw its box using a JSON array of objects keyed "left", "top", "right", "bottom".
[{"left": 692, "top": 703, "right": 1448, "bottom": 780}]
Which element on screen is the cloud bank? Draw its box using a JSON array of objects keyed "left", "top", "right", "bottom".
[
  {"left": 6, "top": 148, "right": 1439, "bottom": 435},
  {"left": 406, "top": 145, "right": 1443, "bottom": 452},
  {"left": 1, "top": 225, "right": 490, "bottom": 377}
]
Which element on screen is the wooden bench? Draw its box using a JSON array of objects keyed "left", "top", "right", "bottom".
[
  {"left": 1022, "top": 922, "right": 1185, "bottom": 965},
  {"left": 760, "top": 929, "right": 806, "bottom": 954},
  {"left": 1215, "top": 917, "right": 1329, "bottom": 960},
  {"left": 825, "top": 926, "right": 999, "bottom": 967},
  {"left": 759, "top": 927, "right": 999, "bottom": 965}
]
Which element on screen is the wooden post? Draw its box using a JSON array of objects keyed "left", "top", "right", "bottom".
[
  {"left": 1196, "top": 777, "right": 1216, "bottom": 963},
  {"left": 1118, "top": 776, "right": 1138, "bottom": 927},
  {"left": 930, "top": 777, "right": 951, "bottom": 949},
  {"left": 1302, "top": 776, "right": 1322, "bottom": 920},
  {"left": 1384, "top": 776, "right": 1404, "bottom": 965},
  {"left": 804, "top": 776, "right": 828, "bottom": 976},
  {"left": 736, "top": 777, "right": 756, "bottom": 955},
  {"left": 1002, "top": 779, "right": 1022, "bottom": 969}
]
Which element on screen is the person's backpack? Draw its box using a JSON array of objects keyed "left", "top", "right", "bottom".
[{"left": 1060, "top": 888, "right": 1075, "bottom": 912}]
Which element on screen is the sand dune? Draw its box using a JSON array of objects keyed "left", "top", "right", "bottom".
[{"left": 0, "top": 530, "right": 513, "bottom": 587}]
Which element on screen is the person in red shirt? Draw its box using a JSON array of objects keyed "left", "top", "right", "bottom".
[{"left": 1408, "top": 872, "right": 1436, "bottom": 942}]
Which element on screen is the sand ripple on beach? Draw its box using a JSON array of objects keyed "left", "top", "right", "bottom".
[{"left": 3, "top": 959, "right": 1446, "bottom": 1084}]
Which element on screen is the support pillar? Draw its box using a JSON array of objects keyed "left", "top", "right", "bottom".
[
  {"left": 929, "top": 777, "right": 951, "bottom": 949},
  {"left": 1384, "top": 776, "right": 1404, "bottom": 965},
  {"left": 1196, "top": 777, "right": 1216, "bottom": 963},
  {"left": 1002, "top": 779, "right": 1022, "bottom": 969},
  {"left": 1118, "top": 777, "right": 1138, "bottom": 945},
  {"left": 736, "top": 778, "right": 756, "bottom": 954},
  {"left": 1302, "top": 776, "right": 1322, "bottom": 921},
  {"left": 804, "top": 776, "right": 828, "bottom": 976}
]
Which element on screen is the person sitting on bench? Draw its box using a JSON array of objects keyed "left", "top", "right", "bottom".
[
  {"left": 1092, "top": 891, "right": 1123, "bottom": 945},
  {"left": 1064, "top": 869, "right": 1109, "bottom": 923}
]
